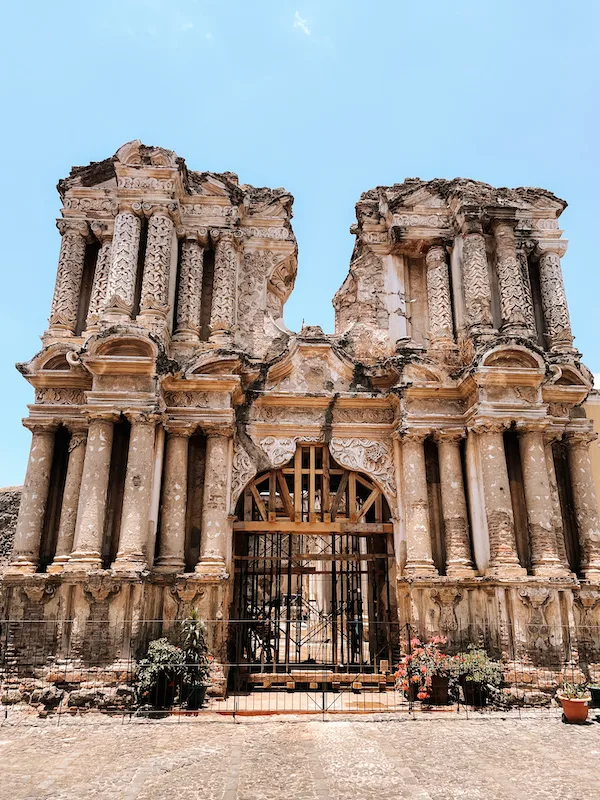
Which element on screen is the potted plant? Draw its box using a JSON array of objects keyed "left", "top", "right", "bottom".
[
  {"left": 452, "top": 645, "right": 503, "bottom": 707},
  {"left": 558, "top": 682, "right": 590, "bottom": 724},
  {"left": 588, "top": 684, "right": 600, "bottom": 709},
  {"left": 395, "top": 635, "right": 453, "bottom": 705},
  {"left": 180, "top": 612, "right": 212, "bottom": 710},
  {"left": 136, "top": 638, "right": 185, "bottom": 709}
]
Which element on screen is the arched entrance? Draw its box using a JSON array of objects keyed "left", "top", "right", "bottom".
[{"left": 230, "top": 444, "right": 399, "bottom": 686}]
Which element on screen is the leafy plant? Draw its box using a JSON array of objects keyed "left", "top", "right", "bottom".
[
  {"left": 136, "top": 638, "right": 185, "bottom": 699},
  {"left": 395, "top": 636, "right": 452, "bottom": 700},
  {"left": 559, "top": 682, "right": 589, "bottom": 700},
  {"left": 452, "top": 645, "right": 503, "bottom": 688},
  {"left": 180, "top": 612, "right": 212, "bottom": 686}
]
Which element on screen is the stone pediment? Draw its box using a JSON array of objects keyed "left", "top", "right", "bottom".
[{"left": 264, "top": 336, "right": 355, "bottom": 393}]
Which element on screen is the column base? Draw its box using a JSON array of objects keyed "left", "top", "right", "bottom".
[
  {"left": 208, "top": 331, "right": 232, "bottom": 347},
  {"left": 488, "top": 562, "right": 527, "bottom": 578},
  {"left": 404, "top": 560, "right": 438, "bottom": 578},
  {"left": 46, "top": 555, "right": 71, "bottom": 574},
  {"left": 446, "top": 562, "right": 477, "bottom": 579},
  {"left": 154, "top": 557, "right": 186, "bottom": 574},
  {"left": 583, "top": 565, "right": 600, "bottom": 582},
  {"left": 112, "top": 554, "right": 148, "bottom": 574},
  {"left": 532, "top": 563, "right": 571, "bottom": 579},
  {"left": 4, "top": 560, "right": 37, "bottom": 576},
  {"left": 195, "top": 557, "right": 228, "bottom": 579},
  {"left": 63, "top": 553, "right": 102, "bottom": 572}
]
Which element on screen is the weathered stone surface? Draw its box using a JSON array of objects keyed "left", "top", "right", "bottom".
[{"left": 0, "top": 486, "right": 20, "bottom": 570}]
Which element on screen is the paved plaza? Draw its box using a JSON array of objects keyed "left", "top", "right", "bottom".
[{"left": 1, "top": 712, "right": 599, "bottom": 799}]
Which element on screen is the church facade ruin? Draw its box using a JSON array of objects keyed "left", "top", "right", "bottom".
[{"left": 3, "top": 140, "right": 600, "bottom": 687}]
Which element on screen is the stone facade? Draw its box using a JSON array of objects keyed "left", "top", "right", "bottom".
[{"left": 4, "top": 143, "right": 600, "bottom": 684}]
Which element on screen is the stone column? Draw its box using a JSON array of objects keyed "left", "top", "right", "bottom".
[
  {"left": 47, "top": 425, "right": 88, "bottom": 572},
  {"left": 102, "top": 205, "right": 142, "bottom": 321},
  {"left": 566, "top": 431, "right": 600, "bottom": 580},
  {"left": 536, "top": 241, "right": 574, "bottom": 352},
  {"left": 155, "top": 426, "right": 193, "bottom": 573},
  {"left": 113, "top": 412, "right": 159, "bottom": 571},
  {"left": 543, "top": 432, "right": 570, "bottom": 570},
  {"left": 9, "top": 423, "right": 57, "bottom": 572},
  {"left": 138, "top": 206, "right": 175, "bottom": 326},
  {"left": 518, "top": 425, "right": 567, "bottom": 576},
  {"left": 493, "top": 219, "right": 529, "bottom": 336},
  {"left": 48, "top": 220, "right": 89, "bottom": 336},
  {"left": 435, "top": 429, "right": 475, "bottom": 576},
  {"left": 473, "top": 421, "right": 525, "bottom": 577},
  {"left": 85, "top": 222, "right": 114, "bottom": 332},
  {"left": 173, "top": 231, "right": 207, "bottom": 343},
  {"left": 461, "top": 220, "right": 495, "bottom": 336},
  {"left": 402, "top": 431, "right": 437, "bottom": 576},
  {"left": 67, "top": 413, "right": 117, "bottom": 570},
  {"left": 209, "top": 230, "right": 238, "bottom": 345},
  {"left": 425, "top": 244, "right": 455, "bottom": 351},
  {"left": 196, "top": 427, "right": 232, "bottom": 576}
]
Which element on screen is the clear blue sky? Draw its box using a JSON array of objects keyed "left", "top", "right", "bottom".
[{"left": 1, "top": 0, "right": 599, "bottom": 487}]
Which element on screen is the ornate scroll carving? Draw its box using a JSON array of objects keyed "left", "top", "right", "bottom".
[
  {"left": 104, "top": 210, "right": 141, "bottom": 315},
  {"left": 538, "top": 250, "right": 573, "bottom": 349},
  {"left": 49, "top": 220, "right": 88, "bottom": 332},
  {"left": 139, "top": 211, "right": 174, "bottom": 318},
  {"left": 494, "top": 221, "right": 527, "bottom": 334},
  {"left": 334, "top": 407, "right": 395, "bottom": 424},
  {"left": 182, "top": 204, "right": 234, "bottom": 218},
  {"left": 329, "top": 438, "right": 396, "bottom": 500},
  {"left": 63, "top": 197, "right": 119, "bottom": 215},
  {"left": 22, "top": 582, "right": 56, "bottom": 604},
  {"left": 171, "top": 581, "right": 205, "bottom": 604},
  {"left": 35, "top": 388, "right": 86, "bottom": 405},
  {"left": 430, "top": 587, "right": 462, "bottom": 632},
  {"left": 237, "top": 251, "right": 270, "bottom": 354},
  {"left": 210, "top": 232, "right": 237, "bottom": 338},
  {"left": 231, "top": 440, "right": 257, "bottom": 510},
  {"left": 86, "top": 224, "right": 113, "bottom": 329},
  {"left": 392, "top": 214, "right": 450, "bottom": 228},
  {"left": 517, "top": 248, "right": 536, "bottom": 335},
  {"left": 174, "top": 238, "right": 204, "bottom": 339},
  {"left": 117, "top": 176, "right": 175, "bottom": 191},
  {"left": 84, "top": 575, "right": 120, "bottom": 604},
  {"left": 259, "top": 436, "right": 298, "bottom": 468},
  {"left": 425, "top": 246, "right": 454, "bottom": 345},
  {"left": 240, "top": 226, "right": 290, "bottom": 240},
  {"left": 575, "top": 589, "right": 600, "bottom": 627},
  {"left": 462, "top": 232, "right": 494, "bottom": 332}
]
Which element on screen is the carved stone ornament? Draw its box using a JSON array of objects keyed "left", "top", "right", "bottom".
[
  {"left": 575, "top": 589, "right": 600, "bottom": 627},
  {"left": 103, "top": 210, "right": 141, "bottom": 314},
  {"left": 259, "top": 436, "right": 302, "bottom": 468},
  {"left": 22, "top": 583, "right": 56, "bottom": 604},
  {"left": 231, "top": 440, "right": 257, "bottom": 510},
  {"left": 328, "top": 438, "right": 397, "bottom": 501},
  {"left": 170, "top": 581, "right": 205, "bottom": 604},
  {"left": 392, "top": 213, "right": 450, "bottom": 228},
  {"left": 518, "top": 588, "right": 551, "bottom": 625},
  {"left": 49, "top": 220, "right": 89, "bottom": 330},
  {"left": 84, "top": 575, "right": 121, "bottom": 604},
  {"left": 430, "top": 587, "right": 462, "bottom": 632},
  {"left": 210, "top": 232, "right": 237, "bottom": 334},
  {"left": 35, "top": 388, "right": 86, "bottom": 405},
  {"left": 139, "top": 211, "right": 174, "bottom": 316},
  {"left": 462, "top": 232, "right": 493, "bottom": 330}
]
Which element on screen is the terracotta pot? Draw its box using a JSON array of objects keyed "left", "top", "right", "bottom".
[{"left": 559, "top": 695, "right": 589, "bottom": 724}]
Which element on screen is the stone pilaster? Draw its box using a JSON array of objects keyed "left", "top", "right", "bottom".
[
  {"left": 47, "top": 425, "right": 88, "bottom": 572},
  {"left": 565, "top": 430, "right": 600, "bottom": 580},
  {"left": 473, "top": 420, "right": 526, "bottom": 577},
  {"left": 425, "top": 244, "right": 455, "bottom": 352},
  {"left": 66, "top": 413, "right": 117, "bottom": 570},
  {"left": 102, "top": 205, "right": 142, "bottom": 321},
  {"left": 138, "top": 206, "right": 175, "bottom": 326},
  {"left": 85, "top": 222, "right": 114, "bottom": 332},
  {"left": 435, "top": 429, "right": 475, "bottom": 577},
  {"left": 536, "top": 241, "right": 574, "bottom": 352},
  {"left": 517, "top": 245, "right": 537, "bottom": 336},
  {"left": 209, "top": 230, "right": 238, "bottom": 344},
  {"left": 196, "top": 427, "right": 232, "bottom": 576},
  {"left": 113, "top": 412, "right": 159, "bottom": 572},
  {"left": 493, "top": 219, "right": 529, "bottom": 336},
  {"left": 48, "top": 219, "right": 89, "bottom": 336},
  {"left": 155, "top": 426, "right": 193, "bottom": 573},
  {"left": 543, "top": 432, "right": 570, "bottom": 571},
  {"left": 402, "top": 431, "right": 437, "bottom": 576},
  {"left": 173, "top": 230, "right": 207, "bottom": 343},
  {"left": 461, "top": 222, "right": 495, "bottom": 336},
  {"left": 8, "top": 422, "right": 57, "bottom": 573},
  {"left": 518, "top": 425, "right": 567, "bottom": 577}
]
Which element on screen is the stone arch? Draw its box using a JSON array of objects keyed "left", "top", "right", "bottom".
[
  {"left": 481, "top": 344, "right": 543, "bottom": 370},
  {"left": 94, "top": 337, "right": 155, "bottom": 358}
]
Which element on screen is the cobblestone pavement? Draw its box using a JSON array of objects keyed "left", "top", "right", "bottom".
[{"left": 2, "top": 712, "right": 599, "bottom": 799}]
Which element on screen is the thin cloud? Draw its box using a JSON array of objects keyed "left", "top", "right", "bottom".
[{"left": 293, "top": 11, "right": 311, "bottom": 36}]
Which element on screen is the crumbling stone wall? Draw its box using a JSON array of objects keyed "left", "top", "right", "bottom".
[{"left": 0, "top": 487, "right": 20, "bottom": 572}]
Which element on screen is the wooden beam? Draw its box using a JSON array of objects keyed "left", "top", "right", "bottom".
[
  {"left": 322, "top": 447, "right": 331, "bottom": 523},
  {"left": 232, "top": 520, "right": 393, "bottom": 534},
  {"left": 309, "top": 446, "right": 316, "bottom": 523},
  {"left": 276, "top": 470, "right": 295, "bottom": 520},
  {"left": 294, "top": 447, "right": 302, "bottom": 523},
  {"left": 250, "top": 483, "right": 268, "bottom": 521},
  {"left": 268, "top": 471, "right": 277, "bottom": 522},
  {"left": 329, "top": 472, "right": 348, "bottom": 520},
  {"left": 357, "top": 487, "right": 380, "bottom": 522}
]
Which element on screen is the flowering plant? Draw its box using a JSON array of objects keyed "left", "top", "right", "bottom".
[
  {"left": 451, "top": 645, "right": 503, "bottom": 688},
  {"left": 395, "top": 635, "right": 451, "bottom": 701}
]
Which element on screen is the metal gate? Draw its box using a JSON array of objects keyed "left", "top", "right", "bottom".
[{"left": 229, "top": 445, "right": 399, "bottom": 693}]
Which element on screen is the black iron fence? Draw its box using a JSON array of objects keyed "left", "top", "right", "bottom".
[{"left": 1, "top": 618, "right": 600, "bottom": 719}]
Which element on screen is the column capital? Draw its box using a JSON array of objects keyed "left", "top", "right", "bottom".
[
  {"left": 468, "top": 418, "right": 510, "bottom": 435},
  {"left": 118, "top": 200, "right": 145, "bottom": 217},
  {"left": 165, "top": 421, "right": 197, "bottom": 438},
  {"left": 535, "top": 238, "right": 569, "bottom": 258},
  {"left": 90, "top": 220, "right": 114, "bottom": 244},
  {"left": 22, "top": 419, "right": 59, "bottom": 435},
  {"left": 202, "top": 422, "right": 234, "bottom": 439},
  {"left": 491, "top": 216, "right": 518, "bottom": 232},
  {"left": 177, "top": 226, "right": 210, "bottom": 246},
  {"left": 400, "top": 428, "right": 430, "bottom": 444},
  {"left": 83, "top": 408, "right": 121, "bottom": 424},
  {"left": 515, "top": 420, "right": 549, "bottom": 435},
  {"left": 210, "top": 228, "right": 245, "bottom": 250},
  {"left": 56, "top": 218, "right": 89, "bottom": 239},
  {"left": 565, "top": 429, "right": 597, "bottom": 448},
  {"left": 434, "top": 427, "right": 466, "bottom": 444},
  {"left": 141, "top": 200, "right": 179, "bottom": 222},
  {"left": 425, "top": 243, "right": 447, "bottom": 264},
  {"left": 124, "top": 410, "right": 162, "bottom": 427}
]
